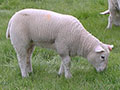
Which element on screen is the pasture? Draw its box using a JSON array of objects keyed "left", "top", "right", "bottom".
[{"left": 0, "top": 0, "right": 120, "bottom": 89}]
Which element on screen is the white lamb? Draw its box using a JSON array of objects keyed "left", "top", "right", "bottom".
[
  {"left": 6, "top": 9, "right": 113, "bottom": 78},
  {"left": 100, "top": 0, "right": 120, "bottom": 29}
]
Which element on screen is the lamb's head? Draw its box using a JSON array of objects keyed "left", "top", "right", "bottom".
[{"left": 87, "top": 44, "right": 114, "bottom": 72}]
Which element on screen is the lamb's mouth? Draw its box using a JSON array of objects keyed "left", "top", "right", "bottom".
[{"left": 96, "top": 67, "right": 106, "bottom": 72}]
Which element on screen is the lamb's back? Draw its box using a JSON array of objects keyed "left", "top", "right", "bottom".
[{"left": 10, "top": 9, "right": 85, "bottom": 48}]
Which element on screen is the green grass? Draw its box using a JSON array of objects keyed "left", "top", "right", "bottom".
[{"left": 0, "top": 0, "right": 120, "bottom": 89}]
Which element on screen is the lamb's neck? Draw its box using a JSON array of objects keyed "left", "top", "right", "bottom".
[{"left": 77, "top": 29, "right": 101, "bottom": 58}]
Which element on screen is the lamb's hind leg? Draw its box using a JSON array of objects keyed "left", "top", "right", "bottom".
[
  {"left": 16, "top": 44, "right": 34, "bottom": 77},
  {"left": 16, "top": 46, "right": 29, "bottom": 77},
  {"left": 26, "top": 44, "right": 34, "bottom": 73},
  {"left": 11, "top": 38, "right": 31, "bottom": 77}
]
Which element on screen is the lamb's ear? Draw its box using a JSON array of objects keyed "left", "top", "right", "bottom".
[
  {"left": 107, "top": 45, "right": 114, "bottom": 51},
  {"left": 95, "top": 45, "right": 105, "bottom": 53}
]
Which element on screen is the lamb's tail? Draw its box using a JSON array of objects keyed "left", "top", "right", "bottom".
[
  {"left": 100, "top": 10, "right": 110, "bottom": 15},
  {"left": 6, "top": 19, "right": 12, "bottom": 39}
]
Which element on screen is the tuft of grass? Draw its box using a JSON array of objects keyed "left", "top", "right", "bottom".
[{"left": 0, "top": 0, "right": 120, "bottom": 90}]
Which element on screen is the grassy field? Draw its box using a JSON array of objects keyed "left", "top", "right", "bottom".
[{"left": 0, "top": 0, "right": 120, "bottom": 90}]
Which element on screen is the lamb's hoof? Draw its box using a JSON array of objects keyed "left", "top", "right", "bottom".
[
  {"left": 105, "top": 27, "right": 111, "bottom": 30},
  {"left": 105, "top": 28, "right": 109, "bottom": 30},
  {"left": 106, "top": 26, "right": 112, "bottom": 30},
  {"left": 57, "top": 74, "right": 61, "bottom": 77},
  {"left": 57, "top": 72, "right": 64, "bottom": 77},
  {"left": 65, "top": 74, "right": 72, "bottom": 79},
  {"left": 29, "top": 72, "right": 33, "bottom": 76},
  {"left": 22, "top": 73, "right": 29, "bottom": 78}
]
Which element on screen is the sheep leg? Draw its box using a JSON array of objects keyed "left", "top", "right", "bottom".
[
  {"left": 12, "top": 39, "right": 31, "bottom": 77},
  {"left": 58, "top": 61, "right": 64, "bottom": 75},
  {"left": 55, "top": 41, "right": 72, "bottom": 78},
  {"left": 107, "top": 15, "right": 113, "bottom": 29},
  {"left": 26, "top": 45, "right": 34, "bottom": 73},
  {"left": 17, "top": 55, "right": 29, "bottom": 77},
  {"left": 62, "top": 56, "right": 72, "bottom": 78},
  {"left": 16, "top": 48, "right": 29, "bottom": 77}
]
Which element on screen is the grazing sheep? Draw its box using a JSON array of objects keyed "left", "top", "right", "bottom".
[
  {"left": 6, "top": 9, "right": 113, "bottom": 78},
  {"left": 100, "top": 0, "right": 120, "bottom": 29}
]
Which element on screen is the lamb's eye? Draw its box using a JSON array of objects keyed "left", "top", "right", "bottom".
[{"left": 101, "top": 55, "right": 105, "bottom": 60}]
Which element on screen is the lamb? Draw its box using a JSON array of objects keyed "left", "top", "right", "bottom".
[
  {"left": 100, "top": 0, "right": 120, "bottom": 29},
  {"left": 6, "top": 9, "right": 113, "bottom": 78}
]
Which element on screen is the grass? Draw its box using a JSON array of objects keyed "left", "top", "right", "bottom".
[{"left": 0, "top": 0, "right": 120, "bottom": 89}]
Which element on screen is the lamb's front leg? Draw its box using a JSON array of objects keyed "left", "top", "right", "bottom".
[
  {"left": 58, "top": 61, "right": 64, "bottom": 75},
  {"left": 55, "top": 41, "right": 72, "bottom": 78},
  {"left": 61, "top": 56, "right": 72, "bottom": 78}
]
